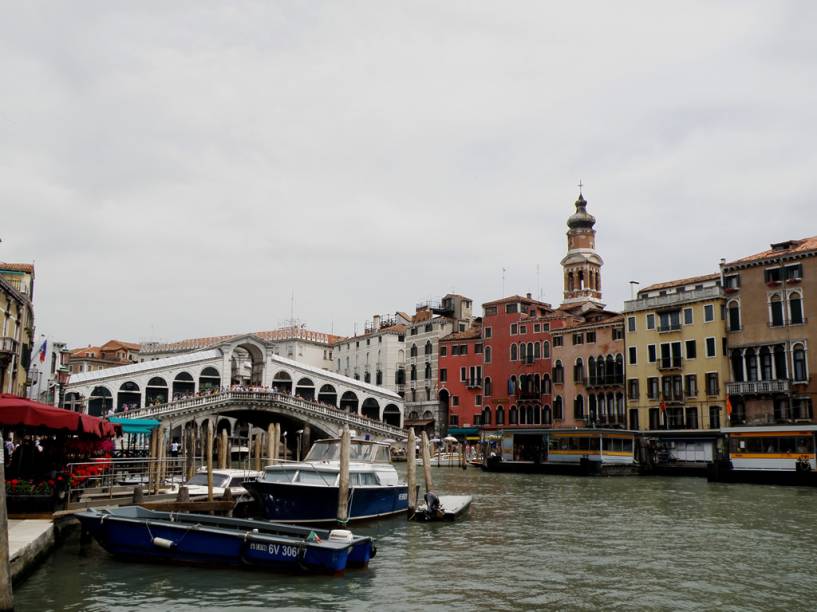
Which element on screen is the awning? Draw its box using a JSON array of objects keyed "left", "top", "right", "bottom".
[
  {"left": 447, "top": 427, "right": 480, "bottom": 436},
  {"left": 109, "top": 417, "right": 160, "bottom": 435},
  {"left": 0, "top": 394, "right": 118, "bottom": 438}
]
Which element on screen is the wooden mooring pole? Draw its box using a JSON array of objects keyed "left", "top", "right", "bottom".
[
  {"left": 254, "top": 432, "right": 262, "bottom": 472},
  {"left": 0, "top": 455, "right": 14, "bottom": 611},
  {"left": 406, "top": 428, "right": 417, "bottom": 515},
  {"left": 267, "top": 423, "right": 275, "bottom": 465},
  {"left": 336, "top": 425, "right": 350, "bottom": 524},
  {"left": 220, "top": 429, "right": 229, "bottom": 470},
  {"left": 421, "top": 431, "right": 434, "bottom": 494},
  {"left": 206, "top": 424, "right": 214, "bottom": 502}
]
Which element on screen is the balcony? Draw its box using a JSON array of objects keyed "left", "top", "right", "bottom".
[
  {"left": 623, "top": 285, "right": 723, "bottom": 312},
  {"left": 0, "top": 336, "right": 17, "bottom": 356},
  {"left": 726, "top": 379, "right": 791, "bottom": 395},
  {"left": 519, "top": 356, "right": 535, "bottom": 366},
  {"left": 466, "top": 379, "right": 483, "bottom": 389},
  {"left": 657, "top": 357, "right": 683, "bottom": 371},
  {"left": 586, "top": 376, "right": 624, "bottom": 388},
  {"left": 657, "top": 323, "right": 682, "bottom": 334},
  {"left": 517, "top": 390, "right": 541, "bottom": 400}
]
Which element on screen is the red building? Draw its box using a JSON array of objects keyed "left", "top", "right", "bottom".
[
  {"left": 480, "top": 294, "right": 560, "bottom": 429},
  {"left": 438, "top": 320, "right": 483, "bottom": 430}
]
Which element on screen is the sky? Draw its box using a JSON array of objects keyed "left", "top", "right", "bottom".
[{"left": 3, "top": 1, "right": 816, "bottom": 348}]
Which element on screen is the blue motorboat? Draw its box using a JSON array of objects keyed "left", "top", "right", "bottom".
[
  {"left": 75, "top": 506, "right": 375, "bottom": 573},
  {"left": 243, "top": 438, "right": 411, "bottom": 523}
]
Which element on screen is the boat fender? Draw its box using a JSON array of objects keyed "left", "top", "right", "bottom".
[
  {"left": 152, "top": 537, "right": 176, "bottom": 550},
  {"left": 328, "top": 529, "right": 354, "bottom": 543}
]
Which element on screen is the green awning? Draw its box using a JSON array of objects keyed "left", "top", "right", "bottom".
[
  {"left": 109, "top": 417, "right": 160, "bottom": 435},
  {"left": 447, "top": 427, "right": 480, "bottom": 436}
]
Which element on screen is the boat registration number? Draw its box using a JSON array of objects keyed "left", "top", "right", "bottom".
[
  {"left": 249, "top": 542, "right": 299, "bottom": 558},
  {"left": 398, "top": 493, "right": 408, "bottom": 501}
]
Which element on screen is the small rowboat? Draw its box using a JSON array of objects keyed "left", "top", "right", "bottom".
[{"left": 75, "top": 506, "right": 375, "bottom": 573}]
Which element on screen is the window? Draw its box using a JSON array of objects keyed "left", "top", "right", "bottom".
[
  {"left": 485, "top": 327, "right": 492, "bottom": 339},
  {"left": 520, "top": 325, "right": 527, "bottom": 334},
  {"left": 449, "top": 415, "right": 459, "bottom": 426},
  {"left": 459, "top": 345, "right": 468, "bottom": 355},
  {"left": 425, "top": 341, "right": 433, "bottom": 355},
  {"left": 628, "top": 346, "right": 637, "bottom": 365},
  {"left": 684, "top": 308, "right": 693, "bottom": 325},
  {"left": 785, "top": 263, "right": 803, "bottom": 280},
  {"left": 410, "top": 327, "right": 418, "bottom": 336},
  {"left": 505, "top": 303, "right": 518, "bottom": 314},
  {"left": 476, "top": 395, "right": 482, "bottom": 406},
  {"left": 410, "top": 344, "right": 417, "bottom": 358},
  {"left": 553, "top": 361, "right": 564, "bottom": 384},
  {"left": 678, "top": 375, "right": 696, "bottom": 399},
  {"left": 627, "top": 379, "right": 639, "bottom": 400},
  {"left": 573, "top": 333, "right": 584, "bottom": 345},
  {"left": 542, "top": 341, "right": 550, "bottom": 358},
  {"left": 647, "top": 377, "right": 659, "bottom": 400},
  {"left": 770, "top": 294, "right": 784, "bottom": 327},
  {"left": 574, "top": 395, "right": 585, "bottom": 419},
  {"left": 586, "top": 331, "right": 596, "bottom": 343},
  {"left": 460, "top": 367, "right": 466, "bottom": 381},
  {"left": 511, "top": 323, "right": 518, "bottom": 335},
  {"left": 440, "top": 369, "right": 447, "bottom": 383},
  {"left": 764, "top": 267, "right": 782, "bottom": 283},
  {"left": 790, "top": 292, "right": 804, "bottom": 325},
  {"left": 793, "top": 344, "right": 807, "bottom": 382},
  {"left": 704, "top": 304, "right": 714, "bottom": 322},
  {"left": 727, "top": 300, "right": 741, "bottom": 331},
  {"left": 485, "top": 346, "right": 492, "bottom": 363},
  {"left": 709, "top": 406, "right": 721, "bottom": 429},
  {"left": 440, "top": 346, "right": 447, "bottom": 357},
  {"left": 553, "top": 397, "right": 562, "bottom": 421},
  {"left": 484, "top": 377, "right": 493, "bottom": 396},
  {"left": 724, "top": 274, "right": 740, "bottom": 290},
  {"left": 511, "top": 344, "right": 518, "bottom": 361},
  {"left": 685, "top": 407, "right": 699, "bottom": 429},
  {"left": 534, "top": 324, "right": 541, "bottom": 333},
  {"left": 685, "top": 340, "right": 696, "bottom": 359},
  {"left": 648, "top": 345, "right": 657, "bottom": 363},
  {"left": 452, "top": 396, "right": 459, "bottom": 406},
  {"left": 475, "top": 343, "right": 483, "bottom": 354},
  {"left": 706, "top": 373, "right": 719, "bottom": 396},
  {"left": 425, "top": 323, "right": 433, "bottom": 332},
  {"left": 425, "top": 363, "right": 432, "bottom": 379},
  {"left": 705, "top": 337, "right": 716, "bottom": 358},
  {"left": 485, "top": 306, "right": 497, "bottom": 316},
  {"left": 553, "top": 336, "right": 563, "bottom": 347},
  {"left": 628, "top": 317, "right": 636, "bottom": 332}
]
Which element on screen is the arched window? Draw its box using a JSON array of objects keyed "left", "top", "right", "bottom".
[
  {"left": 774, "top": 344, "right": 787, "bottom": 379},
  {"left": 542, "top": 405, "right": 551, "bottom": 424},
  {"left": 589, "top": 394, "right": 597, "bottom": 421},
  {"left": 511, "top": 344, "right": 518, "bottom": 361},
  {"left": 410, "top": 344, "right": 418, "bottom": 358},
  {"left": 574, "top": 394, "right": 585, "bottom": 419},
  {"left": 410, "top": 365, "right": 417, "bottom": 381},
  {"left": 542, "top": 341, "right": 550, "bottom": 358},
  {"left": 745, "top": 348, "right": 758, "bottom": 381},
  {"left": 588, "top": 357, "right": 596, "bottom": 385},
  {"left": 542, "top": 374, "right": 551, "bottom": 395},
  {"left": 793, "top": 344, "right": 807, "bottom": 381},
  {"left": 509, "top": 406, "right": 518, "bottom": 425},
  {"left": 760, "top": 347, "right": 772, "bottom": 381},
  {"left": 482, "top": 407, "right": 492, "bottom": 425},
  {"left": 532, "top": 404, "right": 541, "bottom": 424},
  {"left": 484, "top": 377, "right": 493, "bottom": 396},
  {"left": 553, "top": 360, "right": 564, "bottom": 384},
  {"left": 376, "top": 370, "right": 383, "bottom": 385},
  {"left": 770, "top": 293, "right": 784, "bottom": 327},
  {"left": 553, "top": 396, "right": 563, "bottom": 420},
  {"left": 424, "top": 362, "right": 432, "bottom": 379},
  {"left": 790, "top": 291, "right": 804, "bottom": 325},
  {"left": 520, "top": 343, "right": 526, "bottom": 361},
  {"left": 395, "top": 368, "right": 406, "bottom": 385},
  {"left": 496, "top": 406, "right": 505, "bottom": 425},
  {"left": 534, "top": 342, "right": 541, "bottom": 359},
  {"left": 731, "top": 350, "right": 744, "bottom": 382},
  {"left": 534, "top": 373, "right": 541, "bottom": 394},
  {"left": 508, "top": 376, "right": 517, "bottom": 395},
  {"left": 425, "top": 341, "right": 433, "bottom": 355},
  {"left": 605, "top": 355, "right": 615, "bottom": 382},
  {"left": 727, "top": 299, "right": 741, "bottom": 331},
  {"left": 597, "top": 356, "right": 606, "bottom": 384},
  {"left": 527, "top": 343, "right": 534, "bottom": 361},
  {"left": 615, "top": 354, "right": 624, "bottom": 383},
  {"left": 574, "top": 358, "right": 584, "bottom": 384},
  {"left": 364, "top": 371, "right": 371, "bottom": 383}
]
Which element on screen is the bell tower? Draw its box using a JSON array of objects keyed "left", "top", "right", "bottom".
[{"left": 560, "top": 189, "right": 604, "bottom": 307}]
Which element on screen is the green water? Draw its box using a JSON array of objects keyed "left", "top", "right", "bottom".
[{"left": 13, "top": 468, "right": 817, "bottom": 611}]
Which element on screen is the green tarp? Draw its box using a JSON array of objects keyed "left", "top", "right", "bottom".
[{"left": 109, "top": 417, "right": 160, "bottom": 435}]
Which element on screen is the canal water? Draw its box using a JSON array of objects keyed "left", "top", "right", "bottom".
[{"left": 14, "top": 467, "right": 817, "bottom": 611}]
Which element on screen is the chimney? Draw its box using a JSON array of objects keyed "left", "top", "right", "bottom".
[
  {"left": 373, "top": 314, "right": 381, "bottom": 329},
  {"left": 526, "top": 292, "right": 532, "bottom": 299}
]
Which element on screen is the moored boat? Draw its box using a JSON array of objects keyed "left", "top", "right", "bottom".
[
  {"left": 244, "top": 437, "right": 412, "bottom": 523},
  {"left": 75, "top": 506, "right": 375, "bottom": 573}
]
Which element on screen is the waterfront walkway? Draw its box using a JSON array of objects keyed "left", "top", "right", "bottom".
[{"left": 7, "top": 519, "right": 55, "bottom": 582}]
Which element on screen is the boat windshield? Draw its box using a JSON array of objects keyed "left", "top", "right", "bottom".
[
  {"left": 186, "top": 474, "right": 230, "bottom": 488},
  {"left": 262, "top": 469, "right": 296, "bottom": 482},
  {"left": 305, "top": 440, "right": 385, "bottom": 463}
]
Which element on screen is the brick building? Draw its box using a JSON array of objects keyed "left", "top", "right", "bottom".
[{"left": 438, "top": 319, "right": 483, "bottom": 430}]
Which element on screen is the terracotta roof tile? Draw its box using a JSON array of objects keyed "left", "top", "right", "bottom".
[
  {"left": 639, "top": 273, "right": 720, "bottom": 294},
  {"left": 725, "top": 235, "right": 817, "bottom": 267},
  {"left": 0, "top": 263, "right": 34, "bottom": 273},
  {"left": 441, "top": 320, "right": 482, "bottom": 341},
  {"left": 142, "top": 327, "right": 342, "bottom": 354}
]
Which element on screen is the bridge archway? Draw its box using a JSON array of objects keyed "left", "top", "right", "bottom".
[
  {"left": 339, "top": 391, "right": 358, "bottom": 413},
  {"left": 361, "top": 398, "right": 380, "bottom": 420},
  {"left": 146, "top": 377, "right": 168, "bottom": 406},
  {"left": 199, "top": 367, "right": 221, "bottom": 391},
  {"left": 88, "top": 386, "right": 112, "bottom": 417},
  {"left": 229, "top": 341, "right": 265, "bottom": 386},
  {"left": 383, "top": 404, "right": 401, "bottom": 427},
  {"left": 273, "top": 371, "right": 292, "bottom": 394},
  {"left": 172, "top": 372, "right": 195, "bottom": 399},
  {"left": 317, "top": 384, "right": 337, "bottom": 406},
  {"left": 117, "top": 381, "right": 141, "bottom": 413},
  {"left": 295, "top": 377, "right": 315, "bottom": 401}
]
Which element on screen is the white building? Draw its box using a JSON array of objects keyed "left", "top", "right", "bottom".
[{"left": 27, "top": 340, "right": 70, "bottom": 406}]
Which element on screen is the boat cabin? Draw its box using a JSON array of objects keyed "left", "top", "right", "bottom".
[{"left": 304, "top": 439, "right": 392, "bottom": 464}]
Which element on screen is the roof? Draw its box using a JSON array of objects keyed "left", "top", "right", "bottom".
[
  {"left": 640, "top": 273, "right": 720, "bottom": 294},
  {"left": 551, "top": 311, "right": 623, "bottom": 333},
  {"left": 441, "top": 320, "right": 482, "bottom": 342},
  {"left": 67, "top": 349, "right": 223, "bottom": 385},
  {"left": 482, "top": 295, "right": 553, "bottom": 308},
  {"left": 335, "top": 323, "right": 407, "bottom": 344},
  {"left": 0, "top": 263, "right": 34, "bottom": 273},
  {"left": 725, "top": 236, "right": 817, "bottom": 267},
  {"left": 101, "top": 339, "right": 141, "bottom": 351},
  {"left": 142, "top": 327, "right": 343, "bottom": 354}
]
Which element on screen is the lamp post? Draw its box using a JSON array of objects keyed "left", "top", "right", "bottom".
[
  {"left": 282, "top": 431, "right": 288, "bottom": 461},
  {"left": 296, "top": 429, "right": 304, "bottom": 462}
]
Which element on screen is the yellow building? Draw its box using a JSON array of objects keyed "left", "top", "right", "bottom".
[
  {"left": 0, "top": 263, "right": 36, "bottom": 396},
  {"left": 622, "top": 273, "right": 729, "bottom": 431}
]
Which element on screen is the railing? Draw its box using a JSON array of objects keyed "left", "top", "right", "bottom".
[
  {"left": 657, "top": 357, "right": 683, "bottom": 370},
  {"left": 586, "top": 376, "right": 624, "bottom": 388},
  {"left": 768, "top": 317, "right": 808, "bottom": 328},
  {"left": 623, "top": 285, "right": 723, "bottom": 312},
  {"left": 0, "top": 336, "right": 16, "bottom": 355},
  {"left": 124, "top": 390, "right": 407, "bottom": 439},
  {"left": 657, "top": 323, "right": 681, "bottom": 333},
  {"left": 467, "top": 379, "right": 483, "bottom": 389},
  {"left": 726, "top": 379, "right": 791, "bottom": 395}
]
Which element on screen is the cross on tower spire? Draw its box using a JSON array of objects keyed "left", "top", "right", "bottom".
[{"left": 577, "top": 180, "right": 583, "bottom": 195}]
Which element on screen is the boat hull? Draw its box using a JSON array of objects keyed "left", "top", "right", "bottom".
[
  {"left": 76, "top": 508, "right": 373, "bottom": 573},
  {"left": 244, "top": 480, "right": 410, "bottom": 523}
]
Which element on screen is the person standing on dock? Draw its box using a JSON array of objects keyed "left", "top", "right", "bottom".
[{"left": 170, "top": 440, "right": 180, "bottom": 458}]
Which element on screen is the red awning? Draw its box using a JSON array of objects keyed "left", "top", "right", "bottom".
[{"left": 0, "top": 394, "right": 118, "bottom": 438}]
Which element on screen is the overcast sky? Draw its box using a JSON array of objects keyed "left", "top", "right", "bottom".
[{"left": 3, "top": 1, "right": 816, "bottom": 348}]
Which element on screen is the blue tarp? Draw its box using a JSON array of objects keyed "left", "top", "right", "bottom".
[{"left": 109, "top": 417, "right": 160, "bottom": 435}]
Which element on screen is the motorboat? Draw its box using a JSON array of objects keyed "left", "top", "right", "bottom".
[
  {"left": 243, "top": 438, "right": 411, "bottom": 523},
  {"left": 75, "top": 506, "right": 375, "bottom": 573},
  {"left": 182, "top": 468, "right": 261, "bottom": 499}
]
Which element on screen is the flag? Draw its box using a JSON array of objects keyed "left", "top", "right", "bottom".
[
  {"left": 659, "top": 400, "right": 666, "bottom": 412},
  {"left": 725, "top": 396, "right": 732, "bottom": 416},
  {"left": 38, "top": 338, "right": 47, "bottom": 363}
]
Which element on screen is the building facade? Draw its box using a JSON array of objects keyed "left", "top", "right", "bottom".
[
  {"left": 438, "top": 320, "right": 484, "bottom": 430},
  {"left": 68, "top": 339, "right": 141, "bottom": 374},
  {"left": 28, "top": 340, "right": 71, "bottom": 406},
  {"left": 0, "top": 263, "right": 35, "bottom": 396},
  {"left": 623, "top": 273, "right": 729, "bottom": 431},
  {"left": 722, "top": 237, "right": 817, "bottom": 425}
]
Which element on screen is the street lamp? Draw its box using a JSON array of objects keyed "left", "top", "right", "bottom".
[
  {"left": 296, "top": 429, "right": 304, "bottom": 462},
  {"left": 282, "top": 431, "right": 288, "bottom": 461}
]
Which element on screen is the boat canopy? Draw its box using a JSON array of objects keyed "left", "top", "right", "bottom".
[
  {"left": 109, "top": 417, "right": 160, "bottom": 435},
  {"left": 305, "top": 439, "right": 391, "bottom": 463}
]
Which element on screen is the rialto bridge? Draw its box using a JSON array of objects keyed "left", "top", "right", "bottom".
[{"left": 63, "top": 335, "right": 406, "bottom": 444}]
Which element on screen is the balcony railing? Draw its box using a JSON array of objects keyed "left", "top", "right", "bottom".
[
  {"left": 726, "top": 379, "right": 791, "bottom": 395},
  {"left": 517, "top": 390, "right": 541, "bottom": 400},
  {"left": 623, "top": 285, "right": 723, "bottom": 312},
  {"left": 586, "top": 376, "right": 624, "bottom": 388},
  {"left": 657, "top": 357, "right": 683, "bottom": 371},
  {"left": 466, "top": 379, "right": 483, "bottom": 389},
  {"left": 657, "top": 323, "right": 682, "bottom": 333},
  {"left": 0, "top": 336, "right": 17, "bottom": 355}
]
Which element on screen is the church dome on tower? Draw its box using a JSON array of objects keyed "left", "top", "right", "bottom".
[{"left": 567, "top": 193, "right": 596, "bottom": 230}]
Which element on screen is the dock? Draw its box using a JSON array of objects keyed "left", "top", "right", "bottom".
[{"left": 7, "top": 519, "right": 56, "bottom": 583}]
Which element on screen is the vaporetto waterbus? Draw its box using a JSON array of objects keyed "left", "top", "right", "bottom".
[
  {"left": 707, "top": 424, "right": 817, "bottom": 485},
  {"left": 481, "top": 428, "right": 637, "bottom": 475}
]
